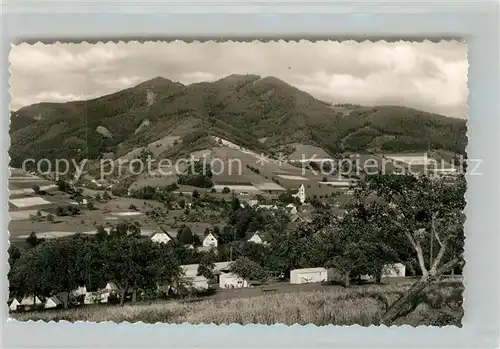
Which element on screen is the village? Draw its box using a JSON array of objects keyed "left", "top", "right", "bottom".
[{"left": 7, "top": 149, "right": 462, "bottom": 314}]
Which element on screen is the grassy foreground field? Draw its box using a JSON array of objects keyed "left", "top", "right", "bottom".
[{"left": 12, "top": 280, "right": 463, "bottom": 326}]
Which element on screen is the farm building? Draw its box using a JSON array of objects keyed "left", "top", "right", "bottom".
[
  {"left": 290, "top": 267, "right": 331, "bottom": 284},
  {"left": 384, "top": 153, "right": 429, "bottom": 166},
  {"left": 186, "top": 275, "right": 210, "bottom": 291},
  {"left": 243, "top": 199, "right": 259, "bottom": 207},
  {"left": 175, "top": 261, "right": 233, "bottom": 292},
  {"left": 202, "top": 232, "right": 218, "bottom": 248},
  {"left": 44, "top": 296, "right": 62, "bottom": 309},
  {"left": 219, "top": 271, "right": 249, "bottom": 289},
  {"left": 181, "top": 262, "right": 231, "bottom": 278},
  {"left": 151, "top": 231, "right": 173, "bottom": 244},
  {"left": 9, "top": 298, "right": 20, "bottom": 312},
  {"left": 382, "top": 263, "right": 406, "bottom": 277}
]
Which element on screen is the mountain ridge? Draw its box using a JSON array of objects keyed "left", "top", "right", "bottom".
[{"left": 9, "top": 75, "right": 467, "bottom": 167}]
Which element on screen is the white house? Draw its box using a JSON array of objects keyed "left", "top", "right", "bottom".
[
  {"left": 9, "top": 298, "right": 20, "bottom": 312},
  {"left": 246, "top": 231, "right": 264, "bottom": 244},
  {"left": 286, "top": 203, "right": 298, "bottom": 214},
  {"left": 219, "top": 271, "right": 249, "bottom": 289},
  {"left": 202, "top": 232, "right": 218, "bottom": 248},
  {"left": 382, "top": 263, "right": 406, "bottom": 278},
  {"left": 292, "top": 184, "right": 306, "bottom": 204},
  {"left": 246, "top": 199, "right": 259, "bottom": 207},
  {"left": 44, "top": 296, "right": 62, "bottom": 309},
  {"left": 290, "top": 267, "right": 330, "bottom": 284},
  {"left": 151, "top": 232, "right": 173, "bottom": 244},
  {"left": 70, "top": 198, "right": 88, "bottom": 206}
]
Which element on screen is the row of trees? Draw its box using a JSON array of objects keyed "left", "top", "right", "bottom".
[{"left": 9, "top": 222, "right": 185, "bottom": 308}]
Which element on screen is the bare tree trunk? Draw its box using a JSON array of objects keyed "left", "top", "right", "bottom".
[
  {"left": 415, "top": 243, "right": 429, "bottom": 278},
  {"left": 132, "top": 289, "right": 137, "bottom": 302},
  {"left": 344, "top": 271, "right": 350, "bottom": 288},
  {"left": 381, "top": 257, "right": 461, "bottom": 325},
  {"left": 63, "top": 292, "right": 70, "bottom": 309},
  {"left": 120, "top": 285, "right": 128, "bottom": 306}
]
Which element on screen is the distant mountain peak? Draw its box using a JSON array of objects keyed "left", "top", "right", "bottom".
[
  {"left": 216, "top": 74, "right": 261, "bottom": 84},
  {"left": 137, "top": 76, "right": 183, "bottom": 88}
]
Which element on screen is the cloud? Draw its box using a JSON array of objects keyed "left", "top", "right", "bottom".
[{"left": 9, "top": 41, "right": 468, "bottom": 118}]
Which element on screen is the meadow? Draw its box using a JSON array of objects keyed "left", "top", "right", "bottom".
[{"left": 12, "top": 280, "right": 463, "bottom": 326}]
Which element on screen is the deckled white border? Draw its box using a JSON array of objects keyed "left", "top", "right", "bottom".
[{"left": 2, "top": 2, "right": 499, "bottom": 348}]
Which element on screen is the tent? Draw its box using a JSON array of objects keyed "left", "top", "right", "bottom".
[
  {"left": 44, "top": 296, "right": 63, "bottom": 309},
  {"left": 9, "top": 298, "right": 20, "bottom": 312}
]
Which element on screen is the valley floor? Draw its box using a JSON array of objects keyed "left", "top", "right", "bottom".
[{"left": 12, "top": 279, "right": 463, "bottom": 326}]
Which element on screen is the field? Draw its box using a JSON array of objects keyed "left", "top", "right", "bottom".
[
  {"left": 12, "top": 279, "right": 463, "bottom": 326},
  {"left": 8, "top": 196, "right": 165, "bottom": 241}
]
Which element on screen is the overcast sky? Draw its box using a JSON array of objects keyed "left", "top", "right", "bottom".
[{"left": 10, "top": 40, "right": 467, "bottom": 118}]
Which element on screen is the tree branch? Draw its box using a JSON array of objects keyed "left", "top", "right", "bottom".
[
  {"left": 430, "top": 241, "right": 447, "bottom": 275},
  {"left": 434, "top": 229, "right": 444, "bottom": 248},
  {"left": 414, "top": 241, "right": 429, "bottom": 278}
]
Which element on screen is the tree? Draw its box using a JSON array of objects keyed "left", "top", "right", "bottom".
[
  {"left": 55, "top": 206, "right": 66, "bottom": 216},
  {"left": 192, "top": 190, "right": 200, "bottom": 199},
  {"left": 95, "top": 225, "right": 108, "bottom": 241},
  {"left": 32, "top": 184, "right": 40, "bottom": 194},
  {"left": 100, "top": 234, "right": 181, "bottom": 306},
  {"left": 364, "top": 174, "right": 466, "bottom": 324},
  {"left": 87, "top": 201, "right": 95, "bottom": 210},
  {"left": 178, "top": 199, "right": 186, "bottom": 209},
  {"left": 26, "top": 232, "right": 41, "bottom": 247},
  {"left": 38, "top": 237, "right": 87, "bottom": 308},
  {"left": 278, "top": 191, "right": 295, "bottom": 204},
  {"left": 197, "top": 251, "right": 216, "bottom": 280},
  {"left": 9, "top": 247, "right": 45, "bottom": 301},
  {"left": 102, "top": 191, "right": 111, "bottom": 200},
  {"left": 9, "top": 237, "right": 87, "bottom": 308},
  {"left": 229, "top": 257, "right": 267, "bottom": 283},
  {"left": 321, "top": 202, "right": 399, "bottom": 287},
  {"left": 212, "top": 226, "right": 221, "bottom": 237},
  {"left": 109, "top": 221, "right": 141, "bottom": 238},
  {"left": 56, "top": 178, "right": 72, "bottom": 193},
  {"left": 177, "top": 226, "right": 197, "bottom": 245},
  {"left": 46, "top": 213, "right": 55, "bottom": 223},
  {"left": 8, "top": 245, "right": 21, "bottom": 268},
  {"left": 222, "top": 187, "right": 231, "bottom": 194}
]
